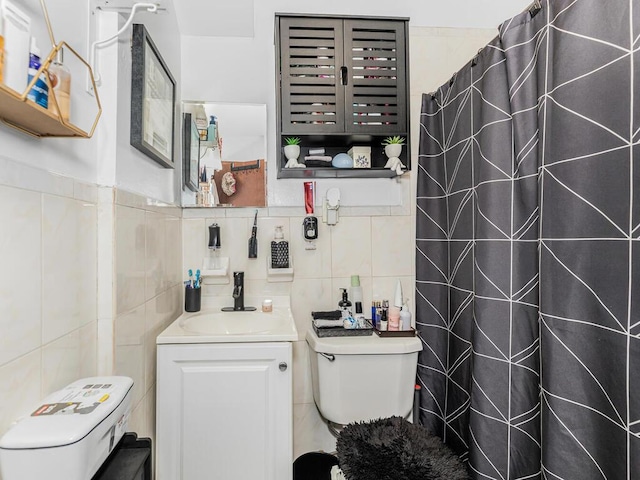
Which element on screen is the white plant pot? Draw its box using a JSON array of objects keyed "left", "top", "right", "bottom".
[
  {"left": 284, "top": 144, "right": 300, "bottom": 161},
  {"left": 384, "top": 144, "right": 402, "bottom": 158}
]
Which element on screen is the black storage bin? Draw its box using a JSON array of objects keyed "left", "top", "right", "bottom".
[
  {"left": 293, "top": 452, "right": 338, "bottom": 480},
  {"left": 92, "top": 433, "right": 152, "bottom": 480}
]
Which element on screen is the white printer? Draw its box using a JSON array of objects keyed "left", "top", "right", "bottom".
[{"left": 0, "top": 376, "right": 133, "bottom": 480}]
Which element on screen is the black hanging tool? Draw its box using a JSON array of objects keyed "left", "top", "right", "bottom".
[{"left": 248, "top": 210, "right": 258, "bottom": 258}]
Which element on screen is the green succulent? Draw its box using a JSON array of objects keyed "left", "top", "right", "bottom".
[
  {"left": 284, "top": 137, "right": 301, "bottom": 146},
  {"left": 382, "top": 136, "right": 406, "bottom": 145}
]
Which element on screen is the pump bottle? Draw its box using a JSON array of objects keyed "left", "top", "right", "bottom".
[
  {"left": 400, "top": 300, "right": 412, "bottom": 330},
  {"left": 338, "top": 288, "right": 352, "bottom": 318},
  {"left": 48, "top": 48, "right": 71, "bottom": 121},
  {"left": 270, "top": 225, "right": 289, "bottom": 268}
]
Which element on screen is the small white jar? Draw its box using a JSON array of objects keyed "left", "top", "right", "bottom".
[{"left": 262, "top": 299, "right": 273, "bottom": 313}]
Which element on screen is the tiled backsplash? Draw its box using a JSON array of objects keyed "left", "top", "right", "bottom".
[{"left": 182, "top": 194, "right": 416, "bottom": 456}]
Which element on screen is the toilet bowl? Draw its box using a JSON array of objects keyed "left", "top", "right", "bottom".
[{"left": 306, "top": 329, "right": 422, "bottom": 435}]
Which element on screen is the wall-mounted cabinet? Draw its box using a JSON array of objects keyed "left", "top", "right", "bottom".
[{"left": 276, "top": 15, "right": 410, "bottom": 178}]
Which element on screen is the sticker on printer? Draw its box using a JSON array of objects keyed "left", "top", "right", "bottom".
[{"left": 31, "top": 386, "right": 112, "bottom": 416}]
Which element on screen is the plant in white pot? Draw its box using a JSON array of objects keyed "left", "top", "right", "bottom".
[
  {"left": 382, "top": 136, "right": 406, "bottom": 175},
  {"left": 283, "top": 137, "right": 304, "bottom": 168}
]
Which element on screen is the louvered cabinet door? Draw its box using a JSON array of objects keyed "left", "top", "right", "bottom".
[
  {"left": 279, "top": 17, "right": 345, "bottom": 134},
  {"left": 343, "top": 19, "right": 408, "bottom": 134}
]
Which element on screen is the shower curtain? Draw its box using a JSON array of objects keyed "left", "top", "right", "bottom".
[{"left": 416, "top": 0, "right": 640, "bottom": 478}]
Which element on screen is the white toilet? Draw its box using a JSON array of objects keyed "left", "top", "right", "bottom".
[{"left": 306, "top": 329, "right": 422, "bottom": 435}]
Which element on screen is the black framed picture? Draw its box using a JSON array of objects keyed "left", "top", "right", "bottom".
[
  {"left": 130, "top": 23, "right": 176, "bottom": 169},
  {"left": 183, "top": 113, "right": 200, "bottom": 192}
]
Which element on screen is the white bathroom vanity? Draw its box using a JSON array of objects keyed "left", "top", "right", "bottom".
[{"left": 156, "top": 296, "right": 298, "bottom": 480}]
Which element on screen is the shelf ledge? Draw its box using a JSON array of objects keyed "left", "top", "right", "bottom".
[{"left": 278, "top": 167, "right": 405, "bottom": 179}]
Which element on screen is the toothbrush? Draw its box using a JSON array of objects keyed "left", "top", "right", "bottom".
[
  {"left": 248, "top": 209, "right": 258, "bottom": 258},
  {"left": 195, "top": 269, "right": 201, "bottom": 288},
  {"left": 188, "top": 269, "right": 194, "bottom": 288}
]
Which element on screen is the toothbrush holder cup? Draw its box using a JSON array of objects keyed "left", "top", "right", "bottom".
[{"left": 185, "top": 286, "right": 202, "bottom": 312}]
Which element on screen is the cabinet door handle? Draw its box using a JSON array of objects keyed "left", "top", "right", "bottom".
[
  {"left": 340, "top": 66, "right": 348, "bottom": 86},
  {"left": 279, "top": 362, "right": 288, "bottom": 371}
]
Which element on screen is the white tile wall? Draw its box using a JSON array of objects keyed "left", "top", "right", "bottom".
[
  {"left": 0, "top": 166, "right": 181, "bottom": 464},
  {"left": 0, "top": 165, "right": 99, "bottom": 445},
  {"left": 113, "top": 192, "right": 183, "bottom": 443},
  {"left": 184, "top": 206, "right": 416, "bottom": 458},
  {"left": 42, "top": 194, "right": 97, "bottom": 343}
]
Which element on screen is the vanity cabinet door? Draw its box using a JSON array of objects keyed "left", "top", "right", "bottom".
[{"left": 156, "top": 342, "right": 293, "bottom": 480}]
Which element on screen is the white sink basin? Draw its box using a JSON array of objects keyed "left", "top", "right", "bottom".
[
  {"left": 157, "top": 295, "right": 298, "bottom": 344},
  {"left": 180, "top": 310, "right": 287, "bottom": 335}
]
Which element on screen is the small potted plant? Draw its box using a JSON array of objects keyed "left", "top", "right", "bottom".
[
  {"left": 382, "top": 136, "right": 406, "bottom": 175},
  {"left": 382, "top": 136, "right": 405, "bottom": 159},
  {"left": 283, "top": 137, "right": 303, "bottom": 167}
]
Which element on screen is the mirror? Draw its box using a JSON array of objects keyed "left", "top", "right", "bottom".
[{"left": 182, "top": 102, "right": 267, "bottom": 207}]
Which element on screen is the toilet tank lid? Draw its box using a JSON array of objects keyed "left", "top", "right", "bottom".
[
  {"left": 306, "top": 329, "right": 422, "bottom": 354},
  {"left": 0, "top": 376, "right": 133, "bottom": 450}
]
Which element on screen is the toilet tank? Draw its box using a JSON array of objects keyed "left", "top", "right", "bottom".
[
  {"left": 306, "top": 329, "right": 422, "bottom": 426},
  {"left": 0, "top": 376, "right": 133, "bottom": 480}
]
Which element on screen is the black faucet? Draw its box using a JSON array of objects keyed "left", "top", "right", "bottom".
[
  {"left": 232, "top": 271, "right": 244, "bottom": 311},
  {"left": 221, "top": 271, "right": 256, "bottom": 312}
]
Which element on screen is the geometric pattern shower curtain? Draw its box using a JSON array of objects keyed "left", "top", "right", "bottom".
[{"left": 415, "top": 1, "right": 640, "bottom": 478}]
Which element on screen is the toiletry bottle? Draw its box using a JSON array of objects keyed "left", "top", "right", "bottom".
[
  {"left": 26, "top": 37, "right": 47, "bottom": 108},
  {"left": 338, "top": 288, "right": 352, "bottom": 319},
  {"left": 270, "top": 225, "right": 289, "bottom": 268},
  {"left": 379, "top": 308, "right": 388, "bottom": 331},
  {"left": 394, "top": 280, "right": 403, "bottom": 309},
  {"left": 388, "top": 306, "right": 401, "bottom": 331},
  {"left": 0, "top": 15, "right": 4, "bottom": 84},
  {"left": 48, "top": 48, "right": 71, "bottom": 121},
  {"left": 371, "top": 301, "right": 377, "bottom": 328},
  {"left": 400, "top": 300, "right": 412, "bottom": 330},
  {"left": 349, "top": 275, "right": 362, "bottom": 307},
  {"left": 207, "top": 115, "right": 217, "bottom": 142}
]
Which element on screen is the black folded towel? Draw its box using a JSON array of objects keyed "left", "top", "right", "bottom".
[
  {"left": 304, "top": 160, "right": 334, "bottom": 168},
  {"left": 311, "top": 310, "right": 342, "bottom": 320}
]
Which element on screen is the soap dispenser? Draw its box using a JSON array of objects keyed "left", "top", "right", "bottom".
[
  {"left": 338, "top": 288, "right": 352, "bottom": 318},
  {"left": 207, "top": 222, "right": 222, "bottom": 270},
  {"left": 400, "top": 299, "right": 412, "bottom": 331},
  {"left": 207, "top": 115, "right": 217, "bottom": 143},
  {"left": 270, "top": 225, "right": 289, "bottom": 268}
]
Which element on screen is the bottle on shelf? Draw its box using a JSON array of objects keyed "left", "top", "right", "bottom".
[
  {"left": 207, "top": 115, "right": 217, "bottom": 143},
  {"left": 26, "top": 37, "right": 48, "bottom": 108},
  {"left": 48, "top": 48, "right": 71, "bottom": 122},
  {"left": 0, "top": 15, "right": 5, "bottom": 84}
]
